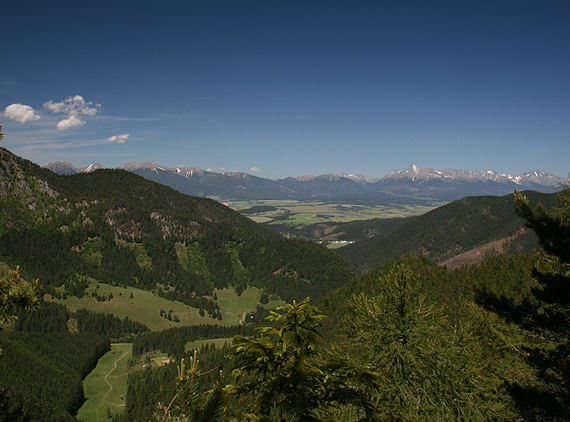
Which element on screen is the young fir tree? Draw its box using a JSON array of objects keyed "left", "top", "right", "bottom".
[
  {"left": 343, "top": 263, "right": 512, "bottom": 421},
  {"left": 0, "top": 266, "right": 38, "bottom": 326},
  {"left": 228, "top": 298, "right": 381, "bottom": 421},
  {"left": 154, "top": 350, "right": 226, "bottom": 422}
]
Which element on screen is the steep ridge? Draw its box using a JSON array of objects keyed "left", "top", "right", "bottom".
[
  {"left": 1, "top": 148, "right": 353, "bottom": 306},
  {"left": 336, "top": 191, "right": 557, "bottom": 270}
]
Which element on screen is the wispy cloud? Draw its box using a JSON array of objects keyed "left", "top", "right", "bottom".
[
  {"left": 249, "top": 166, "right": 262, "bottom": 172},
  {"left": 107, "top": 133, "right": 129, "bottom": 144},
  {"left": 91, "top": 114, "right": 160, "bottom": 122},
  {"left": 1, "top": 80, "right": 23, "bottom": 87},
  {"left": 4, "top": 104, "right": 41, "bottom": 123}
]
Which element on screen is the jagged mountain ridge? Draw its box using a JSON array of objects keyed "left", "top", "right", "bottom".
[
  {"left": 44, "top": 161, "right": 565, "bottom": 202},
  {"left": 45, "top": 161, "right": 104, "bottom": 175}
]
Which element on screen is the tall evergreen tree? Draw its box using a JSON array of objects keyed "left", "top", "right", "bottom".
[{"left": 509, "top": 188, "right": 570, "bottom": 419}]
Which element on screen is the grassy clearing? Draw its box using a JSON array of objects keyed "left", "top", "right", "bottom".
[
  {"left": 53, "top": 281, "right": 220, "bottom": 331},
  {"left": 229, "top": 200, "right": 437, "bottom": 227},
  {"left": 78, "top": 343, "right": 131, "bottom": 422},
  {"left": 214, "top": 287, "right": 284, "bottom": 325},
  {"left": 52, "top": 282, "right": 280, "bottom": 330},
  {"left": 185, "top": 337, "right": 234, "bottom": 353},
  {"left": 129, "top": 350, "right": 172, "bottom": 373}
]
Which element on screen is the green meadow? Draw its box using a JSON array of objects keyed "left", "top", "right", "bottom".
[
  {"left": 78, "top": 343, "right": 132, "bottom": 422},
  {"left": 52, "top": 281, "right": 282, "bottom": 331},
  {"left": 53, "top": 281, "right": 220, "bottom": 331},
  {"left": 214, "top": 286, "right": 284, "bottom": 325}
]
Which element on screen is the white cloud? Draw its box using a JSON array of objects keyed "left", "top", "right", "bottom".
[
  {"left": 249, "top": 167, "right": 262, "bottom": 172},
  {"left": 43, "top": 95, "right": 100, "bottom": 116},
  {"left": 43, "top": 95, "right": 100, "bottom": 131},
  {"left": 106, "top": 133, "right": 129, "bottom": 144},
  {"left": 57, "top": 115, "right": 85, "bottom": 130},
  {"left": 4, "top": 104, "right": 41, "bottom": 123}
]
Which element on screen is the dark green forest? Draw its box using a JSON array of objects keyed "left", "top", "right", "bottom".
[
  {"left": 0, "top": 332, "right": 109, "bottom": 421},
  {"left": 337, "top": 191, "right": 556, "bottom": 270},
  {"left": 0, "top": 147, "right": 353, "bottom": 308}
]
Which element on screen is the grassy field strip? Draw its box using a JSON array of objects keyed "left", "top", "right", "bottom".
[
  {"left": 103, "top": 350, "right": 129, "bottom": 399},
  {"left": 185, "top": 337, "right": 234, "bottom": 353},
  {"left": 78, "top": 343, "right": 132, "bottom": 422}
]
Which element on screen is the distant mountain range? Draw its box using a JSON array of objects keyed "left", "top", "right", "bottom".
[
  {"left": 44, "top": 160, "right": 566, "bottom": 202},
  {"left": 44, "top": 160, "right": 105, "bottom": 175}
]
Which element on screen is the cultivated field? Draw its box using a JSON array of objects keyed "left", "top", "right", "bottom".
[
  {"left": 78, "top": 343, "right": 132, "bottom": 422},
  {"left": 228, "top": 200, "right": 437, "bottom": 227}
]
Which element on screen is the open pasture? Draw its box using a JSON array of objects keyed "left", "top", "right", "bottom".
[
  {"left": 214, "top": 286, "right": 284, "bottom": 325},
  {"left": 53, "top": 281, "right": 221, "bottom": 331},
  {"left": 52, "top": 282, "right": 280, "bottom": 331}
]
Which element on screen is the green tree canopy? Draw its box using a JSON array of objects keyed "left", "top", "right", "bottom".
[
  {"left": 228, "top": 298, "right": 381, "bottom": 421},
  {"left": 343, "top": 263, "right": 512, "bottom": 421},
  {"left": 0, "top": 266, "right": 38, "bottom": 325}
]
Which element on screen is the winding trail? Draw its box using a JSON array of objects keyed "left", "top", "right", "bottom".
[{"left": 104, "top": 350, "right": 129, "bottom": 399}]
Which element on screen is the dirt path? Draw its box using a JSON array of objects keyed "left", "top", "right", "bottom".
[{"left": 104, "top": 350, "right": 129, "bottom": 399}]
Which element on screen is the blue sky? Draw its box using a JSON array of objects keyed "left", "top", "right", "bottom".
[{"left": 1, "top": 0, "right": 568, "bottom": 179}]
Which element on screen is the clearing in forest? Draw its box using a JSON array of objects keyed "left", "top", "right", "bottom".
[{"left": 78, "top": 343, "right": 132, "bottom": 422}]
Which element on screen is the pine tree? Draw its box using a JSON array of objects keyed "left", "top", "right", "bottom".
[
  {"left": 511, "top": 188, "right": 570, "bottom": 419},
  {"left": 0, "top": 266, "right": 38, "bottom": 325}
]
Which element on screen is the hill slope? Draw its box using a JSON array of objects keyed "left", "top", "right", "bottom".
[
  {"left": 0, "top": 148, "right": 353, "bottom": 307},
  {"left": 336, "top": 191, "right": 557, "bottom": 270}
]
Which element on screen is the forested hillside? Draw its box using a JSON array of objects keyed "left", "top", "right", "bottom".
[
  {"left": 0, "top": 331, "right": 109, "bottom": 421},
  {"left": 337, "top": 191, "right": 556, "bottom": 270},
  {"left": 0, "top": 148, "right": 353, "bottom": 307}
]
